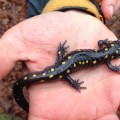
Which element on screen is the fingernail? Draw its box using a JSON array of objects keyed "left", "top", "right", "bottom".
[{"left": 109, "top": 5, "right": 114, "bottom": 17}]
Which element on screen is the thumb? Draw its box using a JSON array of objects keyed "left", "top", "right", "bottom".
[
  {"left": 0, "top": 31, "right": 21, "bottom": 79},
  {"left": 101, "top": 0, "right": 118, "bottom": 19}
]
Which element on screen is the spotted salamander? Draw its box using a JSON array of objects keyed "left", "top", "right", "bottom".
[{"left": 13, "top": 39, "right": 120, "bottom": 112}]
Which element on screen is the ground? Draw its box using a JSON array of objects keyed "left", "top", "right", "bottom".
[{"left": 0, "top": 0, "right": 120, "bottom": 120}]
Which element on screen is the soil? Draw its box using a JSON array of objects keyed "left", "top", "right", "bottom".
[{"left": 0, "top": 0, "right": 120, "bottom": 119}]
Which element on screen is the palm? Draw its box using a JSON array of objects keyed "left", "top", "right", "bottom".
[
  {"left": 1, "top": 11, "right": 119, "bottom": 119},
  {"left": 29, "top": 65, "right": 120, "bottom": 120}
]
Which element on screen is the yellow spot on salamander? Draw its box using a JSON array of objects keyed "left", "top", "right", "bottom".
[
  {"left": 82, "top": 62, "right": 85, "bottom": 64},
  {"left": 116, "top": 50, "right": 119, "bottom": 53},
  {"left": 111, "top": 56, "right": 114, "bottom": 59},
  {"left": 59, "top": 75, "right": 63, "bottom": 79},
  {"left": 49, "top": 75, "right": 54, "bottom": 78},
  {"left": 111, "top": 44, "right": 114, "bottom": 47},
  {"left": 68, "top": 56, "right": 71, "bottom": 59},
  {"left": 62, "top": 61, "right": 66, "bottom": 65},
  {"left": 51, "top": 68, "right": 54, "bottom": 72},
  {"left": 74, "top": 63, "right": 76, "bottom": 67},
  {"left": 104, "top": 55, "right": 108, "bottom": 58},
  {"left": 79, "top": 61, "right": 81, "bottom": 64},
  {"left": 58, "top": 51, "right": 61, "bottom": 54},
  {"left": 86, "top": 60, "right": 88, "bottom": 63},
  {"left": 105, "top": 48, "right": 108, "bottom": 51},
  {"left": 42, "top": 73, "right": 46, "bottom": 76},
  {"left": 67, "top": 69, "right": 70, "bottom": 73},
  {"left": 24, "top": 76, "right": 28, "bottom": 80},
  {"left": 33, "top": 74, "right": 37, "bottom": 77},
  {"left": 93, "top": 60, "right": 97, "bottom": 64}
]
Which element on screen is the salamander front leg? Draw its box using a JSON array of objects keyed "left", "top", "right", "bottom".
[
  {"left": 64, "top": 75, "right": 86, "bottom": 91},
  {"left": 55, "top": 40, "right": 69, "bottom": 64},
  {"left": 106, "top": 60, "right": 120, "bottom": 73},
  {"left": 98, "top": 39, "right": 110, "bottom": 49}
]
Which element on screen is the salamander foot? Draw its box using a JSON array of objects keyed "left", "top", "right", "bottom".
[{"left": 73, "top": 80, "right": 86, "bottom": 91}]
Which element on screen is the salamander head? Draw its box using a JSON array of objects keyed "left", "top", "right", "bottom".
[{"left": 113, "top": 40, "right": 120, "bottom": 58}]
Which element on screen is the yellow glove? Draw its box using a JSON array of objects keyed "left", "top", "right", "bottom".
[{"left": 42, "top": 0, "right": 105, "bottom": 23}]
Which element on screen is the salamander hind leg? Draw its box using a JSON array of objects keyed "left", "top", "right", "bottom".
[
  {"left": 106, "top": 60, "right": 120, "bottom": 73},
  {"left": 64, "top": 75, "right": 86, "bottom": 91},
  {"left": 98, "top": 39, "right": 110, "bottom": 49},
  {"left": 56, "top": 40, "right": 69, "bottom": 64}
]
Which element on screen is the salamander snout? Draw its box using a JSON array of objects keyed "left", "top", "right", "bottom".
[{"left": 114, "top": 40, "right": 120, "bottom": 58}]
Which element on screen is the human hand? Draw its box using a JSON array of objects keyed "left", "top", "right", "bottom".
[
  {"left": 0, "top": 11, "right": 119, "bottom": 120},
  {"left": 99, "top": 0, "right": 120, "bottom": 19}
]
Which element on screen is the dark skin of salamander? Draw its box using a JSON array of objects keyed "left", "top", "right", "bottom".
[{"left": 13, "top": 39, "right": 120, "bottom": 113}]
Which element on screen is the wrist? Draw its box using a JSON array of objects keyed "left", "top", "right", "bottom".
[{"left": 65, "top": 10, "right": 104, "bottom": 26}]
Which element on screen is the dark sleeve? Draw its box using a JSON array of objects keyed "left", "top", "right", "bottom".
[{"left": 27, "top": 0, "right": 49, "bottom": 18}]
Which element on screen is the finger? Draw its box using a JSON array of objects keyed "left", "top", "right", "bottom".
[
  {"left": 101, "top": 0, "right": 118, "bottom": 19},
  {"left": 0, "top": 37, "right": 17, "bottom": 79}
]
